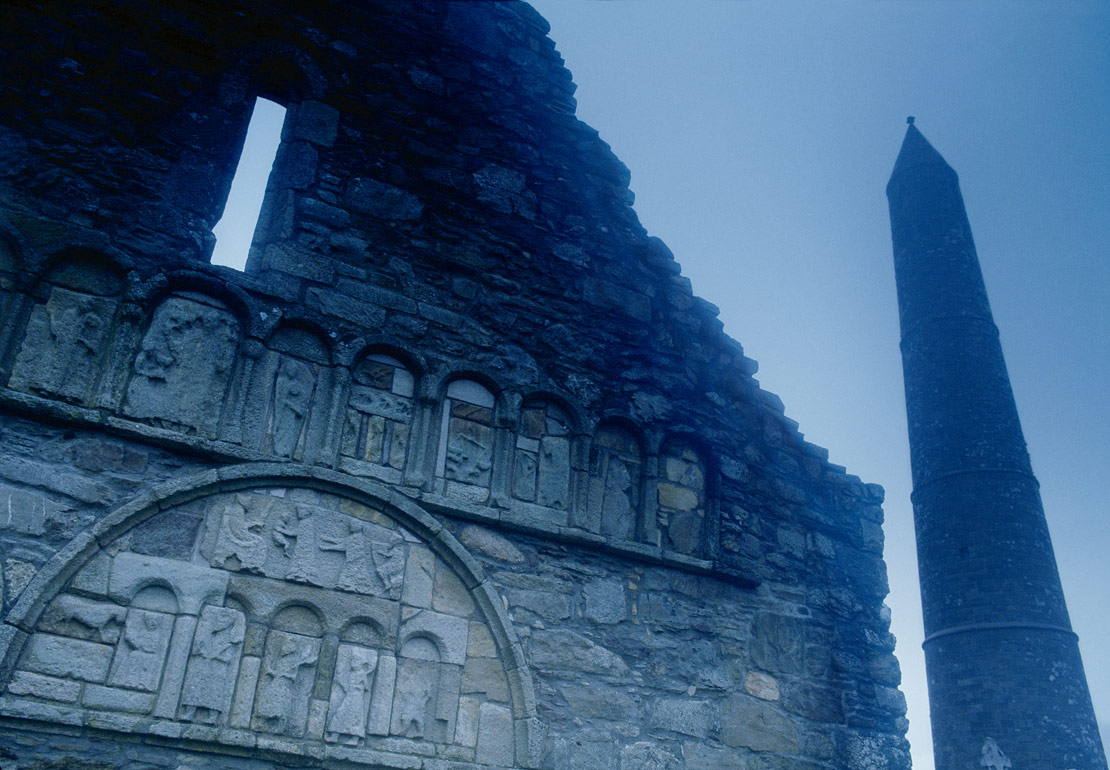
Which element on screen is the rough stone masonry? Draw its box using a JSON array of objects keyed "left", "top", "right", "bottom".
[{"left": 0, "top": 2, "right": 910, "bottom": 768}]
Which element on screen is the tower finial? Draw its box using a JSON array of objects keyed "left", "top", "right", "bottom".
[{"left": 906, "top": 115, "right": 915, "bottom": 125}]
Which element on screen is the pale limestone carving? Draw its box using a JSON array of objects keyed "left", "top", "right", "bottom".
[
  {"left": 270, "top": 356, "right": 315, "bottom": 458},
  {"left": 108, "top": 609, "right": 174, "bottom": 691},
  {"left": 326, "top": 644, "right": 378, "bottom": 744},
  {"left": 514, "top": 400, "right": 572, "bottom": 510},
  {"left": 273, "top": 505, "right": 325, "bottom": 585},
  {"left": 123, "top": 295, "right": 239, "bottom": 435},
  {"left": 980, "top": 738, "right": 1012, "bottom": 770},
  {"left": 321, "top": 519, "right": 406, "bottom": 598},
  {"left": 209, "top": 495, "right": 269, "bottom": 573},
  {"left": 5, "top": 488, "right": 518, "bottom": 759},
  {"left": 39, "top": 594, "right": 127, "bottom": 643},
  {"left": 179, "top": 605, "right": 246, "bottom": 724},
  {"left": 341, "top": 354, "right": 414, "bottom": 470},
  {"left": 9, "top": 287, "right": 115, "bottom": 403},
  {"left": 600, "top": 459, "right": 635, "bottom": 540},
  {"left": 253, "top": 630, "right": 319, "bottom": 736}
]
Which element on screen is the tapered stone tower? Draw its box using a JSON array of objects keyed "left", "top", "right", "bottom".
[{"left": 887, "top": 119, "right": 1106, "bottom": 770}]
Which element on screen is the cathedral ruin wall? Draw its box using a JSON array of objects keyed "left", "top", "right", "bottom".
[{"left": 0, "top": 2, "right": 910, "bottom": 768}]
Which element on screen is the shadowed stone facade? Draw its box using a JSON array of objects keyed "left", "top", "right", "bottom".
[{"left": 0, "top": 2, "right": 909, "bottom": 768}]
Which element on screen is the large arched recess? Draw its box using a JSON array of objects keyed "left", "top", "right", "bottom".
[{"left": 0, "top": 463, "right": 541, "bottom": 769}]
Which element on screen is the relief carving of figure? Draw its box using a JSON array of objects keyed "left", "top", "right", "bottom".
[
  {"left": 270, "top": 357, "right": 315, "bottom": 458},
  {"left": 321, "top": 521, "right": 406, "bottom": 597},
  {"left": 108, "top": 609, "right": 174, "bottom": 692},
  {"left": 980, "top": 738, "right": 1012, "bottom": 770},
  {"left": 273, "top": 505, "right": 323, "bottom": 584},
  {"left": 600, "top": 458, "right": 635, "bottom": 540},
  {"left": 179, "top": 606, "right": 246, "bottom": 724},
  {"left": 210, "top": 496, "right": 268, "bottom": 573},
  {"left": 254, "top": 632, "right": 318, "bottom": 735},
  {"left": 325, "top": 645, "right": 378, "bottom": 744},
  {"left": 10, "top": 288, "right": 114, "bottom": 402}
]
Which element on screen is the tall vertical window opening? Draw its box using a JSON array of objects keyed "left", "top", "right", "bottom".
[{"left": 211, "top": 97, "right": 287, "bottom": 271}]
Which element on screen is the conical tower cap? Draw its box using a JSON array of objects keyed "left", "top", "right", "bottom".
[{"left": 888, "top": 118, "right": 956, "bottom": 190}]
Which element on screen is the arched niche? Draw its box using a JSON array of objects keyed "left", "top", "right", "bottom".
[
  {"left": 585, "top": 420, "right": 644, "bottom": 541},
  {"left": 340, "top": 351, "right": 417, "bottom": 482},
  {"left": 0, "top": 465, "right": 539, "bottom": 768},
  {"left": 7, "top": 250, "right": 125, "bottom": 405},
  {"left": 435, "top": 379, "right": 497, "bottom": 504},
  {"left": 122, "top": 290, "right": 241, "bottom": 438},
  {"left": 655, "top": 436, "right": 710, "bottom": 557},
  {"left": 511, "top": 398, "right": 572, "bottom": 512},
  {"left": 245, "top": 323, "right": 333, "bottom": 459}
]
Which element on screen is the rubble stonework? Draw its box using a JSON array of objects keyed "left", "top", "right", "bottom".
[{"left": 0, "top": 1, "right": 910, "bottom": 768}]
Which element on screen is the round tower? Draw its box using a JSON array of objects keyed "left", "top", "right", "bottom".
[{"left": 886, "top": 119, "right": 1106, "bottom": 770}]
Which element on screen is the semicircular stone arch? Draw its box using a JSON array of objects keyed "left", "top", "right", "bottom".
[{"left": 0, "top": 464, "right": 539, "bottom": 769}]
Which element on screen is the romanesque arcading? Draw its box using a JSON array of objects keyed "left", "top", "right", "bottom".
[{"left": 887, "top": 119, "right": 1106, "bottom": 770}]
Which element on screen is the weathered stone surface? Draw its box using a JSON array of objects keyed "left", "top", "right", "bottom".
[
  {"left": 744, "top": 671, "right": 780, "bottom": 701},
  {"left": 458, "top": 525, "right": 525, "bottom": 564},
  {"left": 720, "top": 695, "right": 799, "bottom": 753},
  {"left": 530, "top": 629, "right": 628, "bottom": 676},
  {"left": 650, "top": 697, "right": 714, "bottom": 738},
  {"left": 583, "top": 578, "right": 626, "bottom": 624}
]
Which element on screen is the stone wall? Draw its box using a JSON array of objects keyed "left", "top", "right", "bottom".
[{"left": 0, "top": 1, "right": 910, "bottom": 768}]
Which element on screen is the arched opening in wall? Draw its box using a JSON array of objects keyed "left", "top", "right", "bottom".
[{"left": 210, "top": 97, "right": 287, "bottom": 271}]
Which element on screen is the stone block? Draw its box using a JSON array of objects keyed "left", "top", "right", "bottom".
[
  {"left": 529, "top": 629, "right": 628, "bottom": 676},
  {"left": 6, "top": 670, "right": 81, "bottom": 702},
  {"left": 744, "top": 671, "right": 780, "bottom": 701},
  {"left": 455, "top": 696, "right": 480, "bottom": 747},
  {"left": 583, "top": 578, "right": 626, "bottom": 624},
  {"left": 720, "top": 695, "right": 799, "bottom": 753},
  {"left": 402, "top": 545, "right": 435, "bottom": 608},
  {"left": 657, "top": 482, "right": 698, "bottom": 511},
  {"left": 683, "top": 742, "right": 749, "bottom": 770},
  {"left": 475, "top": 701, "right": 513, "bottom": 767},
  {"left": 347, "top": 178, "right": 424, "bottom": 220},
  {"left": 38, "top": 594, "right": 127, "bottom": 643},
  {"left": 83, "top": 684, "right": 156, "bottom": 713},
  {"left": 458, "top": 525, "right": 525, "bottom": 564},
  {"left": 559, "top": 681, "right": 638, "bottom": 721},
  {"left": 650, "top": 697, "right": 713, "bottom": 738},
  {"left": 749, "top": 613, "right": 806, "bottom": 675},
  {"left": 286, "top": 100, "right": 339, "bottom": 146},
  {"left": 432, "top": 564, "right": 476, "bottom": 617},
  {"left": 399, "top": 610, "right": 468, "bottom": 665},
  {"left": 127, "top": 511, "right": 202, "bottom": 560},
  {"left": 0, "top": 483, "right": 52, "bottom": 534},
  {"left": 619, "top": 741, "right": 680, "bottom": 770},
  {"left": 461, "top": 657, "right": 509, "bottom": 702},
  {"left": 23, "top": 633, "right": 113, "bottom": 682}
]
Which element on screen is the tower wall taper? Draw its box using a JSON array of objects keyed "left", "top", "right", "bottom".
[{"left": 887, "top": 124, "right": 1106, "bottom": 770}]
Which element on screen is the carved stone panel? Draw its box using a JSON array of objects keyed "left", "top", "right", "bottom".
[
  {"left": 123, "top": 293, "right": 239, "bottom": 436},
  {"left": 2, "top": 486, "right": 522, "bottom": 767},
  {"left": 512, "top": 400, "right": 571, "bottom": 511},
  {"left": 438, "top": 380, "right": 496, "bottom": 503},
  {"left": 9, "top": 286, "right": 117, "bottom": 404},
  {"left": 586, "top": 425, "right": 642, "bottom": 541},
  {"left": 341, "top": 354, "right": 414, "bottom": 475}
]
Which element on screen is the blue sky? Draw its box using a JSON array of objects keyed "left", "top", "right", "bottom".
[{"left": 523, "top": 1, "right": 1109, "bottom": 767}]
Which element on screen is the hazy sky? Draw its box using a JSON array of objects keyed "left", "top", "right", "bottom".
[
  {"left": 212, "top": 2, "right": 1109, "bottom": 766},
  {"left": 523, "top": 1, "right": 1109, "bottom": 767}
]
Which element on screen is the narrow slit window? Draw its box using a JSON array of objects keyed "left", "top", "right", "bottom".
[{"left": 211, "top": 97, "right": 287, "bottom": 271}]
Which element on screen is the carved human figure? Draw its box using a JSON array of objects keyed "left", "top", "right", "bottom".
[
  {"left": 179, "top": 606, "right": 246, "bottom": 724},
  {"left": 273, "top": 505, "right": 323, "bottom": 584},
  {"left": 600, "top": 458, "right": 635, "bottom": 540},
  {"left": 124, "top": 295, "right": 239, "bottom": 435},
  {"left": 10, "top": 287, "right": 114, "bottom": 403},
  {"left": 108, "top": 609, "right": 174, "bottom": 691},
  {"left": 210, "top": 496, "right": 268, "bottom": 572},
  {"left": 254, "top": 631, "right": 318, "bottom": 735},
  {"left": 320, "top": 520, "right": 404, "bottom": 596},
  {"left": 980, "top": 738, "right": 1012, "bottom": 770},
  {"left": 270, "top": 357, "right": 315, "bottom": 458},
  {"left": 325, "top": 645, "right": 379, "bottom": 744}
]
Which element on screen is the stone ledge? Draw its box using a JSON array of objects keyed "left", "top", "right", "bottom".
[{"left": 0, "top": 704, "right": 522, "bottom": 769}]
